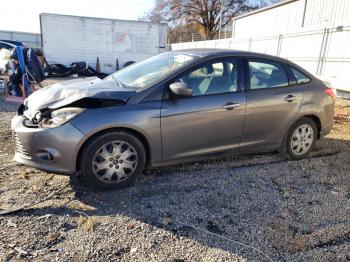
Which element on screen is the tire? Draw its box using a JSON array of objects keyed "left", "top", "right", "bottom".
[
  {"left": 281, "top": 117, "right": 318, "bottom": 160},
  {"left": 79, "top": 131, "right": 146, "bottom": 190}
]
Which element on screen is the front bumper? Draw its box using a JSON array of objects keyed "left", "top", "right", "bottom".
[{"left": 11, "top": 115, "right": 85, "bottom": 175}]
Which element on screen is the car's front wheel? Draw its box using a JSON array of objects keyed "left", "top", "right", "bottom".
[
  {"left": 282, "top": 117, "right": 317, "bottom": 160},
  {"left": 80, "top": 131, "right": 146, "bottom": 190}
]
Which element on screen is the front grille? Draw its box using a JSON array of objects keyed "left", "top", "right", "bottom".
[{"left": 14, "top": 133, "right": 31, "bottom": 159}]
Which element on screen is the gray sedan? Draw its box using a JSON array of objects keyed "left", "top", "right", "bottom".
[{"left": 12, "top": 49, "right": 336, "bottom": 190}]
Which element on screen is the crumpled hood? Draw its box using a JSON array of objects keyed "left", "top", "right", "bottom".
[{"left": 24, "top": 77, "right": 135, "bottom": 119}]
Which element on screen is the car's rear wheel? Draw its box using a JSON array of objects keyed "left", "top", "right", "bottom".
[
  {"left": 282, "top": 117, "right": 317, "bottom": 160},
  {"left": 80, "top": 131, "right": 146, "bottom": 190}
]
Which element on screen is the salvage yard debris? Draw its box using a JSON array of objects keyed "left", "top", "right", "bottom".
[
  {"left": 0, "top": 43, "right": 45, "bottom": 101},
  {"left": 44, "top": 60, "right": 108, "bottom": 79},
  {"left": 0, "top": 40, "right": 109, "bottom": 103}
]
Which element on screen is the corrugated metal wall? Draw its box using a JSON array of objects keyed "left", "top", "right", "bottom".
[
  {"left": 303, "top": 0, "right": 350, "bottom": 28},
  {"left": 233, "top": 0, "right": 350, "bottom": 38},
  {"left": 0, "top": 30, "right": 41, "bottom": 48},
  {"left": 233, "top": 0, "right": 305, "bottom": 37}
]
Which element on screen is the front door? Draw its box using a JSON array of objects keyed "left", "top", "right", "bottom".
[{"left": 161, "top": 57, "right": 246, "bottom": 161}]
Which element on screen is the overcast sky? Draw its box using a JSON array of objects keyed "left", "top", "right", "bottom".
[{"left": 0, "top": 0, "right": 155, "bottom": 33}]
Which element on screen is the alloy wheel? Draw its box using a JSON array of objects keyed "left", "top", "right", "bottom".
[
  {"left": 92, "top": 141, "right": 138, "bottom": 183},
  {"left": 290, "top": 124, "right": 314, "bottom": 156}
]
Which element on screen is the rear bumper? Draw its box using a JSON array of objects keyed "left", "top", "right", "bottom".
[
  {"left": 320, "top": 121, "right": 333, "bottom": 138},
  {"left": 11, "top": 115, "right": 85, "bottom": 175},
  {"left": 320, "top": 102, "right": 335, "bottom": 138}
]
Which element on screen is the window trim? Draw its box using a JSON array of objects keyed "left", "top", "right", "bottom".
[
  {"left": 244, "top": 58, "right": 293, "bottom": 91},
  {"left": 288, "top": 66, "right": 312, "bottom": 86},
  {"left": 164, "top": 56, "right": 245, "bottom": 98}
]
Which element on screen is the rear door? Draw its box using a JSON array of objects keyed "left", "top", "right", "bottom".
[
  {"left": 161, "top": 57, "right": 246, "bottom": 161},
  {"left": 241, "top": 58, "right": 304, "bottom": 149}
]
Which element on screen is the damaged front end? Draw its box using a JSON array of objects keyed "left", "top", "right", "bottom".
[
  {"left": 19, "top": 97, "right": 127, "bottom": 128},
  {"left": 32, "top": 107, "right": 85, "bottom": 128},
  {"left": 11, "top": 76, "right": 136, "bottom": 175},
  {"left": 17, "top": 77, "right": 135, "bottom": 128}
]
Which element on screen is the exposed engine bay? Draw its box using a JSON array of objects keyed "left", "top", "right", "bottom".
[
  {"left": 18, "top": 97, "right": 126, "bottom": 128},
  {"left": 17, "top": 76, "right": 134, "bottom": 127}
]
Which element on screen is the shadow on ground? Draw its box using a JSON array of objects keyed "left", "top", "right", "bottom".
[{"left": 8, "top": 137, "right": 350, "bottom": 261}]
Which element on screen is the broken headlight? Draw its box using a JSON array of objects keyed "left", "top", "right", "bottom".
[{"left": 41, "top": 107, "right": 85, "bottom": 128}]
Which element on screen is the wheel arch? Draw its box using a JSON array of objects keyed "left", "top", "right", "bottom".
[
  {"left": 289, "top": 114, "right": 322, "bottom": 139},
  {"left": 299, "top": 114, "right": 322, "bottom": 139},
  {"left": 280, "top": 114, "right": 321, "bottom": 159},
  {"left": 76, "top": 127, "right": 152, "bottom": 172}
]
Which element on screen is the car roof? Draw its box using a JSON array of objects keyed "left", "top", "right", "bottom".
[
  {"left": 172, "top": 48, "right": 313, "bottom": 77},
  {"left": 173, "top": 48, "right": 290, "bottom": 62}
]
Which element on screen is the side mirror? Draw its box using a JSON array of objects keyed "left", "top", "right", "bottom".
[{"left": 169, "top": 82, "right": 192, "bottom": 97}]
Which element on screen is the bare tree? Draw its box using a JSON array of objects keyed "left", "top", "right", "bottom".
[
  {"left": 256, "top": 0, "right": 282, "bottom": 7},
  {"left": 145, "top": 0, "right": 282, "bottom": 43},
  {"left": 149, "top": 0, "right": 257, "bottom": 38}
]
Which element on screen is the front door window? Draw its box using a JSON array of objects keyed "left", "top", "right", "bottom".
[{"left": 175, "top": 59, "right": 239, "bottom": 96}]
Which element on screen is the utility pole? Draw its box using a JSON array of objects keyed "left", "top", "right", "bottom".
[{"left": 218, "top": 0, "right": 224, "bottom": 39}]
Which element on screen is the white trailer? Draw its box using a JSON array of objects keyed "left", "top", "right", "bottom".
[{"left": 40, "top": 13, "right": 167, "bottom": 74}]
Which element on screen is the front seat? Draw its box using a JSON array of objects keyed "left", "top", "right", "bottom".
[
  {"left": 205, "top": 63, "right": 231, "bottom": 95},
  {"left": 197, "top": 65, "right": 214, "bottom": 95}
]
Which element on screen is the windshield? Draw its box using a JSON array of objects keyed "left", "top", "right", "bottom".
[{"left": 107, "top": 52, "right": 198, "bottom": 90}]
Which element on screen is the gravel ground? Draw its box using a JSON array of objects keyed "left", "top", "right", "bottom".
[{"left": 0, "top": 80, "right": 350, "bottom": 261}]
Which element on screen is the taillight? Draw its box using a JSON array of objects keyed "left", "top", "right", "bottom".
[{"left": 324, "top": 88, "right": 337, "bottom": 100}]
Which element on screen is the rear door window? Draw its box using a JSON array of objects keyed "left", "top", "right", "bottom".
[
  {"left": 248, "top": 60, "right": 289, "bottom": 89},
  {"left": 290, "top": 67, "right": 311, "bottom": 84}
]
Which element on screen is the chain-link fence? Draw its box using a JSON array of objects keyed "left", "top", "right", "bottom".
[{"left": 171, "top": 30, "right": 233, "bottom": 43}]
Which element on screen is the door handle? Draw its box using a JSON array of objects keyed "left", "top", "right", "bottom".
[
  {"left": 222, "top": 102, "right": 240, "bottom": 110},
  {"left": 284, "top": 95, "right": 298, "bottom": 102}
]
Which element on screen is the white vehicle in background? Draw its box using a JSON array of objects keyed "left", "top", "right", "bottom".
[
  {"left": 40, "top": 13, "right": 167, "bottom": 74},
  {"left": 0, "top": 41, "right": 16, "bottom": 90},
  {"left": 0, "top": 41, "right": 16, "bottom": 74}
]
